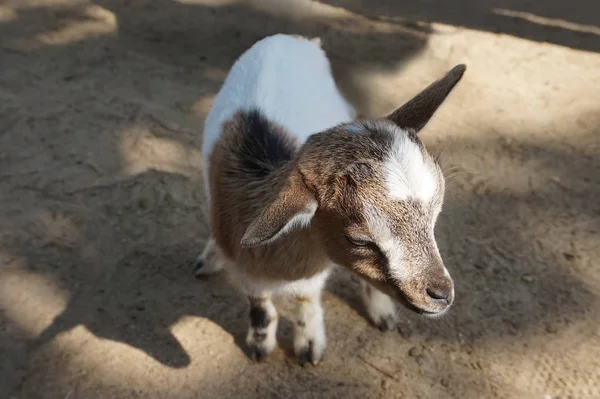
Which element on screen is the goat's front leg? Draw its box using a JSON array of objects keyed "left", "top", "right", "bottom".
[
  {"left": 360, "top": 279, "right": 398, "bottom": 331},
  {"left": 293, "top": 293, "right": 326, "bottom": 366},
  {"left": 290, "top": 270, "right": 329, "bottom": 366},
  {"left": 247, "top": 295, "right": 278, "bottom": 362}
]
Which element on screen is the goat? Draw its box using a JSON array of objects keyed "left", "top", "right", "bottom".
[{"left": 194, "top": 33, "right": 466, "bottom": 366}]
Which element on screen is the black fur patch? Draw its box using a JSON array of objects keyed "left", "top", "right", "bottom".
[
  {"left": 237, "top": 109, "right": 295, "bottom": 178},
  {"left": 297, "top": 339, "right": 314, "bottom": 366},
  {"left": 249, "top": 300, "right": 271, "bottom": 330}
]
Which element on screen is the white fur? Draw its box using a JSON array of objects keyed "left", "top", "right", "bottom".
[
  {"left": 195, "top": 238, "right": 226, "bottom": 276},
  {"left": 292, "top": 272, "right": 328, "bottom": 364},
  {"left": 227, "top": 266, "right": 332, "bottom": 299},
  {"left": 360, "top": 279, "right": 398, "bottom": 330},
  {"left": 384, "top": 128, "right": 438, "bottom": 202},
  {"left": 202, "top": 34, "right": 356, "bottom": 201},
  {"left": 363, "top": 203, "right": 408, "bottom": 280}
]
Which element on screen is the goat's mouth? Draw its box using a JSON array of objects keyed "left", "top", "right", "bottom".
[
  {"left": 391, "top": 289, "right": 451, "bottom": 316},
  {"left": 366, "top": 276, "right": 453, "bottom": 317},
  {"left": 346, "top": 266, "right": 454, "bottom": 316}
]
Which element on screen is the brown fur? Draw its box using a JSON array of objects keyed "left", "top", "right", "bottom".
[
  {"left": 296, "top": 122, "right": 449, "bottom": 309},
  {"left": 209, "top": 111, "right": 330, "bottom": 281},
  {"left": 207, "top": 64, "right": 465, "bottom": 313}
]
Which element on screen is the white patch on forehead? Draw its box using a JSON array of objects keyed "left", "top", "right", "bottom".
[
  {"left": 383, "top": 128, "right": 438, "bottom": 202},
  {"left": 363, "top": 203, "right": 411, "bottom": 280}
]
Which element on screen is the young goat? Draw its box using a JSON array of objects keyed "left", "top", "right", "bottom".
[{"left": 195, "top": 34, "right": 466, "bottom": 366}]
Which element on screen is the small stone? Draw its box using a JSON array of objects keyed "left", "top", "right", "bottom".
[
  {"left": 381, "top": 379, "right": 390, "bottom": 390},
  {"left": 462, "top": 344, "right": 474, "bottom": 354},
  {"left": 545, "top": 324, "right": 558, "bottom": 334},
  {"left": 408, "top": 346, "right": 421, "bottom": 357},
  {"left": 415, "top": 355, "right": 426, "bottom": 366},
  {"left": 440, "top": 378, "right": 449, "bottom": 387},
  {"left": 472, "top": 181, "right": 487, "bottom": 195},
  {"left": 137, "top": 198, "right": 149, "bottom": 210},
  {"left": 473, "top": 263, "right": 486, "bottom": 270},
  {"left": 563, "top": 252, "right": 575, "bottom": 261},
  {"left": 397, "top": 325, "right": 412, "bottom": 339},
  {"left": 521, "top": 275, "right": 534, "bottom": 283}
]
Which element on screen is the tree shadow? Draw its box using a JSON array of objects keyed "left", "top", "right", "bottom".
[
  {"left": 23, "top": 128, "right": 600, "bottom": 363},
  {"left": 8, "top": 128, "right": 596, "bottom": 398},
  {"left": 318, "top": 0, "right": 600, "bottom": 53}
]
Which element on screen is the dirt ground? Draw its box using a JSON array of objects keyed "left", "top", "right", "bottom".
[{"left": 1, "top": 0, "right": 599, "bottom": 398}]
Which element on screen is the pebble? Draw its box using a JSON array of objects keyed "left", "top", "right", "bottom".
[
  {"left": 381, "top": 379, "right": 390, "bottom": 390},
  {"left": 563, "top": 252, "right": 575, "bottom": 261},
  {"left": 521, "top": 274, "right": 534, "bottom": 283},
  {"left": 397, "top": 325, "right": 412, "bottom": 339},
  {"left": 462, "top": 344, "right": 474, "bottom": 354},
  {"left": 545, "top": 324, "right": 558, "bottom": 334},
  {"left": 408, "top": 346, "right": 422, "bottom": 357}
]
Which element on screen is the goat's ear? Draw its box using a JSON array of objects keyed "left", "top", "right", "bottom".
[
  {"left": 240, "top": 174, "right": 316, "bottom": 248},
  {"left": 387, "top": 64, "right": 466, "bottom": 133}
]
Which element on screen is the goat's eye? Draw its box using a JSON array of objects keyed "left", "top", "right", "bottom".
[{"left": 344, "top": 234, "right": 373, "bottom": 248}]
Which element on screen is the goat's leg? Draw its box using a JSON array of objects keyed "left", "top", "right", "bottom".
[
  {"left": 246, "top": 294, "right": 278, "bottom": 362},
  {"left": 360, "top": 280, "right": 398, "bottom": 331},
  {"left": 293, "top": 294, "right": 326, "bottom": 366},
  {"left": 291, "top": 271, "right": 329, "bottom": 366},
  {"left": 194, "top": 237, "right": 225, "bottom": 277}
]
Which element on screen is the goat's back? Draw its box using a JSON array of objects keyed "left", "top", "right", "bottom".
[{"left": 202, "top": 34, "right": 355, "bottom": 196}]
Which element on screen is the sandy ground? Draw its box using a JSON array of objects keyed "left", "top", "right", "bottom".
[{"left": 1, "top": 0, "right": 600, "bottom": 398}]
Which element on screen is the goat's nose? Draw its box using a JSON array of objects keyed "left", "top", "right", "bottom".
[{"left": 425, "top": 286, "right": 452, "bottom": 305}]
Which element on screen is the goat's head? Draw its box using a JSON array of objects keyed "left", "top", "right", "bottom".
[{"left": 240, "top": 65, "right": 466, "bottom": 316}]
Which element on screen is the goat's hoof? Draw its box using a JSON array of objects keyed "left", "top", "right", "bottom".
[
  {"left": 194, "top": 252, "right": 224, "bottom": 277},
  {"left": 376, "top": 315, "right": 398, "bottom": 332},
  {"left": 296, "top": 340, "right": 324, "bottom": 367},
  {"left": 250, "top": 346, "right": 269, "bottom": 362},
  {"left": 193, "top": 258, "right": 205, "bottom": 278}
]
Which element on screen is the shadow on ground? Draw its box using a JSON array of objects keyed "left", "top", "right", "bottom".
[{"left": 319, "top": 0, "right": 600, "bottom": 52}]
